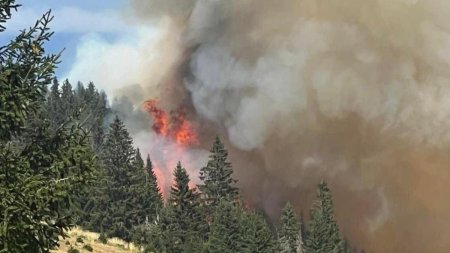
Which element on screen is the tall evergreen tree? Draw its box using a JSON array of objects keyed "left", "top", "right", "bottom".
[
  {"left": 128, "top": 148, "right": 147, "bottom": 225},
  {"left": 166, "top": 162, "right": 203, "bottom": 252},
  {"left": 129, "top": 149, "right": 163, "bottom": 230},
  {"left": 144, "top": 154, "right": 163, "bottom": 218},
  {"left": 240, "top": 211, "right": 277, "bottom": 253},
  {"left": 204, "top": 201, "right": 244, "bottom": 253},
  {"left": 85, "top": 81, "right": 97, "bottom": 105},
  {"left": 199, "top": 136, "right": 239, "bottom": 206},
  {"left": 48, "top": 77, "right": 60, "bottom": 107},
  {"left": 278, "top": 203, "right": 304, "bottom": 253},
  {"left": 305, "top": 181, "right": 344, "bottom": 253},
  {"left": 0, "top": 4, "right": 95, "bottom": 252},
  {"left": 102, "top": 116, "right": 135, "bottom": 176},
  {"left": 143, "top": 204, "right": 176, "bottom": 252},
  {"left": 100, "top": 116, "right": 136, "bottom": 241},
  {"left": 90, "top": 90, "right": 108, "bottom": 152},
  {"left": 60, "top": 79, "right": 74, "bottom": 119},
  {"left": 74, "top": 81, "right": 86, "bottom": 110},
  {"left": 46, "top": 78, "right": 63, "bottom": 127}
]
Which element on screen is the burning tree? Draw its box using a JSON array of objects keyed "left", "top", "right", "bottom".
[
  {"left": 142, "top": 98, "right": 202, "bottom": 197},
  {"left": 144, "top": 99, "right": 198, "bottom": 145}
]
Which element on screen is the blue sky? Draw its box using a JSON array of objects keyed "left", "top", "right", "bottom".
[
  {"left": 1, "top": 0, "right": 160, "bottom": 97},
  {"left": 1, "top": 0, "right": 127, "bottom": 75}
]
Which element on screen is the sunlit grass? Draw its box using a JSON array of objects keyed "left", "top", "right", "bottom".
[{"left": 52, "top": 227, "right": 138, "bottom": 253}]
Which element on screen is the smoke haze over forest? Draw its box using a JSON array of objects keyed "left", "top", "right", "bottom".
[{"left": 48, "top": 1, "right": 450, "bottom": 252}]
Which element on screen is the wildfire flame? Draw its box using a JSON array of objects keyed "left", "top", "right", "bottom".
[
  {"left": 143, "top": 99, "right": 199, "bottom": 198},
  {"left": 144, "top": 99, "right": 198, "bottom": 145}
]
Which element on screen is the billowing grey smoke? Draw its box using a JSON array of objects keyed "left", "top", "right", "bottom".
[{"left": 128, "top": 0, "right": 450, "bottom": 252}]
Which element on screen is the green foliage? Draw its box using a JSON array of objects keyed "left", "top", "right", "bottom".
[
  {"left": 83, "top": 244, "right": 93, "bottom": 252},
  {"left": 0, "top": 113, "right": 96, "bottom": 252},
  {"left": 240, "top": 211, "right": 277, "bottom": 253},
  {"left": 102, "top": 116, "right": 135, "bottom": 174},
  {"left": 0, "top": 1, "right": 20, "bottom": 32},
  {"left": 67, "top": 246, "right": 80, "bottom": 253},
  {"left": 76, "top": 236, "right": 84, "bottom": 243},
  {"left": 128, "top": 150, "right": 163, "bottom": 229},
  {"left": 81, "top": 116, "right": 162, "bottom": 243},
  {"left": 199, "top": 136, "right": 239, "bottom": 207},
  {"left": 204, "top": 201, "right": 275, "bottom": 253},
  {"left": 278, "top": 203, "right": 303, "bottom": 253},
  {"left": 199, "top": 136, "right": 239, "bottom": 205},
  {"left": 205, "top": 201, "right": 242, "bottom": 253},
  {"left": 0, "top": 9, "right": 59, "bottom": 141},
  {"left": 144, "top": 154, "right": 164, "bottom": 217},
  {"left": 96, "top": 116, "right": 136, "bottom": 241},
  {"left": 143, "top": 206, "right": 173, "bottom": 252},
  {"left": 166, "top": 162, "right": 203, "bottom": 252},
  {"left": 305, "top": 181, "right": 344, "bottom": 253},
  {"left": 114, "top": 149, "right": 163, "bottom": 248},
  {"left": 0, "top": 4, "right": 96, "bottom": 252},
  {"left": 98, "top": 232, "right": 108, "bottom": 244},
  {"left": 204, "top": 201, "right": 244, "bottom": 253},
  {"left": 46, "top": 79, "right": 108, "bottom": 152}
]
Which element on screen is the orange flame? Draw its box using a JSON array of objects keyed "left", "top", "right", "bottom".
[
  {"left": 143, "top": 99, "right": 199, "bottom": 198},
  {"left": 144, "top": 99, "right": 198, "bottom": 145},
  {"left": 144, "top": 99, "right": 168, "bottom": 136}
]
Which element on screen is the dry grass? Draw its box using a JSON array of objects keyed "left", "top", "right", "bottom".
[{"left": 51, "top": 227, "right": 139, "bottom": 253}]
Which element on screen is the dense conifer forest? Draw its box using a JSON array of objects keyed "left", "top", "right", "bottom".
[{"left": 0, "top": 2, "right": 366, "bottom": 252}]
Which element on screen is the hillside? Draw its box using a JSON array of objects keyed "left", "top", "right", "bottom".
[{"left": 52, "top": 228, "right": 138, "bottom": 253}]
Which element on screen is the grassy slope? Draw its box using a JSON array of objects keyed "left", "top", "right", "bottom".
[{"left": 52, "top": 227, "right": 139, "bottom": 253}]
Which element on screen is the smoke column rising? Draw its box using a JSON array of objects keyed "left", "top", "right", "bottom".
[{"left": 120, "top": 0, "right": 450, "bottom": 252}]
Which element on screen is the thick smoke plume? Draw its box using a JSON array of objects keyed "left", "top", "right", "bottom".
[{"left": 121, "top": 0, "right": 450, "bottom": 252}]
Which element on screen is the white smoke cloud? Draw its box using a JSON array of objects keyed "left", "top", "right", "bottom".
[
  {"left": 64, "top": 27, "right": 159, "bottom": 98},
  {"left": 186, "top": 8, "right": 450, "bottom": 151}
]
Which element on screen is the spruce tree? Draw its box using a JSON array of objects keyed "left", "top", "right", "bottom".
[
  {"left": 90, "top": 90, "right": 108, "bottom": 152},
  {"left": 60, "top": 79, "right": 74, "bottom": 119},
  {"left": 48, "top": 77, "right": 60, "bottom": 109},
  {"left": 166, "top": 162, "right": 203, "bottom": 252},
  {"left": 129, "top": 149, "right": 163, "bottom": 229},
  {"left": 305, "top": 181, "right": 344, "bottom": 253},
  {"left": 144, "top": 205, "right": 175, "bottom": 252},
  {"left": 278, "top": 203, "right": 304, "bottom": 253},
  {"left": 78, "top": 161, "right": 109, "bottom": 231},
  {"left": 85, "top": 81, "right": 97, "bottom": 104},
  {"left": 100, "top": 116, "right": 136, "bottom": 241},
  {"left": 46, "top": 78, "right": 63, "bottom": 128},
  {"left": 128, "top": 148, "right": 146, "bottom": 225},
  {"left": 144, "top": 154, "right": 163, "bottom": 218},
  {"left": 102, "top": 116, "right": 135, "bottom": 176},
  {"left": 240, "top": 211, "right": 277, "bottom": 253},
  {"left": 204, "top": 201, "right": 243, "bottom": 253},
  {"left": 0, "top": 4, "right": 95, "bottom": 252},
  {"left": 74, "top": 82, "right": 86, "bottom": 110},
  {"left": 199, "top": 136, "right": 239, "bottom": 206}
]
